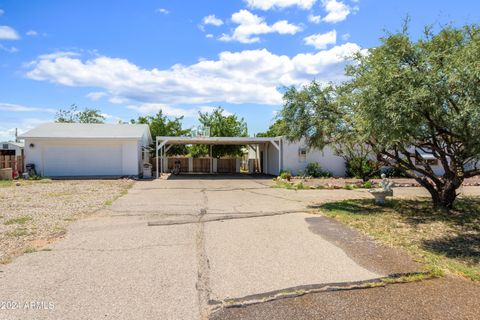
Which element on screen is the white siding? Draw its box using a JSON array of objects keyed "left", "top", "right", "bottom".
[
  {"left": 24, "top": 139, "right": 141, "bottom": 177},
  {"left": 265, "top": 142, "right": 281, "bottom": 176},
  {"left": 281, "top": 139, "right": 346, "bottom": 177}
]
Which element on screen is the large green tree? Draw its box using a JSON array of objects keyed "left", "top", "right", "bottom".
[
  {"left": 55, "top": 104, "right": 105, "bottom": 123},
  {"left": 256, "top": 119, "right": 287, "bottom": 137},
  {"left": 189, "top": 107, "right": 248, "bottom": 158},
  {"left": 131, "top": 110, "right": 190, "bottom": 155},
  {"left": 280, "top": 23, "right": 480, "bottom": 209}
]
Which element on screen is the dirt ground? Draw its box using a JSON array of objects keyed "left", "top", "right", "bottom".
[
  {"left": 291, "top": 176, "right": 480, "bottom": 188},
  {"left": 0, "top": 179, "right": 132, "bottom": 264}
]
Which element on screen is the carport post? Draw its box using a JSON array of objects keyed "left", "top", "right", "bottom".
[
  {"left": 209, "top": 144, "right": 213, "bottom": 173},
  {"left": 156, "top": 137, "right": 159, "bottom": 178},
  {"left": 265, "top": 142, "right": 268, "bottom": 174},
  {"left": 156, "top": 139, "right": 168, "bottom": 177}
]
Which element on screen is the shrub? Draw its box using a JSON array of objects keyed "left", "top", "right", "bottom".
[
  {"left": 345, "top": 157, "right": 379, "bottom": 182},
  {"left": 380, "top": 166, "right": 406, "bottom": 178},
  {"left": 279, "top": 170, "right": 292, "bottom": 181},
  {"left": 362, "top": 181, "right": 373, "bottom": 189},
  {"left": 305, "top": 162, "right": 331, "bottom": 178}
]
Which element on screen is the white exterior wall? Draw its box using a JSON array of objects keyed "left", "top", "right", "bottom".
[
  {"left": 247, "top": 143, "right": 281, "bottom": 176},
  {"left": 24, "top": 138, "right": 142, "bottom": 177},
  {"left": 281, "top": 139, "right": 346, "bottom": 177},
  {"left": 265, "top": 143, "right": 281, "bottom": 176}
]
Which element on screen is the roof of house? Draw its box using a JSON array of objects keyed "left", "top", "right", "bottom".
[
  {"left": 0, "top": 141, "right": 24, "bottom": 148},
  {"left": 19, "top": 123, "right": 151, "bottom": 140}
]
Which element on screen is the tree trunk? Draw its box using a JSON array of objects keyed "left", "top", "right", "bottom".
[{"left": 418, "top": 178, "right": 462, "bottom": 210}]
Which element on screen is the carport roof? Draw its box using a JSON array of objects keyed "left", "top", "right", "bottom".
[{"left": 156, "top": 136, "right": 281, "bottom": 145}]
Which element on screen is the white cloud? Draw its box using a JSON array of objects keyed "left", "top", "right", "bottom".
[
  {"left": 0, "top": 26, "right": 20, "bottom": 40},
  {"left": 304, "top": 29, "right": 336, "bottom": 49},
  {"left": 321, "top": 0, "right": 350, "bottom": 23},
  {"left": 244, "top": 0, "right": 317, "bottom": 10},
  {"left": 219, "top": 9, "right": 301, "bottom": 43},
  {"left": 155, "top": 8, "right": 170, "bottom": 14},
  {"left": 26, "top": 43, "right": 363, "bottom": 107},
  {"left": 0, "top": 102, "right": 56, "bottom": 113},
  {"left": 0, "top": 118, "right": 49, "bottom": 142},
  {"left": 203, "top": 14, "right": 223, "bottom": 26},
  {"left": 26, "top": 30, "right": 38, "bottom": 36},
  {"left": 127, "top": 104, "right": 233, "bottom": 118},
  {"left": 0, "top": 44, "right": 18, "bottom": 53},
  {"left": 206, "top": 34, "right": 214, "bottom": 38},
  {"left": 127, "top": 104, "right": 195, "bottom": 117},
  {"left": 198, "top": 106, "right": 233, "bottom": 116},
  {"left": 308, "top": 14, "right": 321, "bottom": 24},
  {"left": 342, "top": 32, "right": 350, "bottom": 41},
  {"left": 100, "top": 113, "right": 124, "bottom": 123},
  {"left": 86, "top": 91, "right": 108, "bottom": 101}
]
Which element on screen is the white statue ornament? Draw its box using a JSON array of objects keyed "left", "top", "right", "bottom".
[{"left": 369, "top": 173, "right": 394, "bottom": 205}]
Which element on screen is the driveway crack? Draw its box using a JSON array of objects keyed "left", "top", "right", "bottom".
[{"left": 196, "top": 189, "right": 212, "bottom": 320}]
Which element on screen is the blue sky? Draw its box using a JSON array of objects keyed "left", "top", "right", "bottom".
[{"left": 0, "top": 0, "right": 478, "bottom": 140}]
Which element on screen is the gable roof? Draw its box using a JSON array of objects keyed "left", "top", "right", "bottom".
[{"left": 19, "top": 123, "right": 151, "bottom": 140}]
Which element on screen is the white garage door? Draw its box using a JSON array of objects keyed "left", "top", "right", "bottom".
[{"left": 43, "top": 143, "right": 123, "bottom": 176}]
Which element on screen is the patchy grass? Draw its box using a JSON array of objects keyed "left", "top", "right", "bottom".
[
  {"left": 273, "top": 181, "right": 313, "bottom": 190},
  {"left": 0, "top": 180, "right": 14, "bottom": 188},
  {"left": 47, "top": 192, "right": 71, "bottom": 197},
  {"left": 0, "top": 256, "right": 12, "bottom": 264},
  {"left": 0, "top": 179, "right": 134, "bottom": 265},
  {"left": 6, "top": 228, "right": 32, "bottom": 237},
  {"left": 4, "top": 216, "right": 32, "bottom": 225},
  {"left": 23, "top": 247, "right": 37, "bottom": 254},
  {"left": 316, "top": 198, "right": 480, "bottom": 281},
  {"left": 104, "top": 187, "right": 130, "bottom": 206},
  {"left": 0, "top": 179, "right": 53, "bottom": 189}
]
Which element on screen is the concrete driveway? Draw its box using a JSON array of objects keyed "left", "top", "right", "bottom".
[{"left": 0, "top": 176, "right": 415, "bottom": 320}]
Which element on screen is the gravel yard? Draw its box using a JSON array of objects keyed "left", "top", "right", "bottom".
[{"left": 0, "top": 179, "right": 133, "bottom": 264}]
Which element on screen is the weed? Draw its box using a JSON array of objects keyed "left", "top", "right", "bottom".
[
  {"left": 23, "top": 247, "right": 37, "bottom": 254},
  {"left": 4, "top": 216, "right": 32, "bottom": 225},
  {"left": 6, "top": 228, "right": 30, "bottom": 237}
]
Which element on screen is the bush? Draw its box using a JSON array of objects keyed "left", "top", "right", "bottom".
[
  {"left": 305, "top": 162, "right": 331, "bottom": 178},
  {"left": 380, "top": 166, "right": 406, "bottom": 178},
  {"left": 279, "top": 170, "right": 292, "bottom": 181},
  {"left": 362, "top": 181, "right": 373, "bottom": 189},
  {"left": 345, "top": 157, "right": 379, "bottom": 182}
]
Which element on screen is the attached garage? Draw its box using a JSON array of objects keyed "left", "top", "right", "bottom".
[{"left": 20, "top": 123, "right": 151, "bottom": 177}]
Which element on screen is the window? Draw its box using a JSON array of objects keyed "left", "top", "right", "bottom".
[
  {"left": 298, "top": 147, "right": 307, "bottom": 162},
  {"left": 2, "top": 144, "right": 8, "bottom": 150},
  {"left": 413, "top": 157, "right": 439, "bottom": 166}
]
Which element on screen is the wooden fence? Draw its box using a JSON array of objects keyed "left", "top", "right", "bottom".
[
  {"left": 217, "top": 158, "right": 236, "bottom": 173},
  {"left": 193, "top": 158, "right": 211, "bottom": 173},
  {"left": 167, "top": 157, "right": 189, "bottom": 173},
  {"left": 0, "top": 155, "right": 24, "bottom": 173}
]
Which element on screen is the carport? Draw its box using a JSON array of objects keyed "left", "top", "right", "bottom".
[{"left": 155, "top": 136, "right": 282, "bottom": 178}]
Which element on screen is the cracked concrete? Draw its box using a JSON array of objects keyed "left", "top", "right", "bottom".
[{"left": 0, "top": 176, "right": 422, "bottom": 320}]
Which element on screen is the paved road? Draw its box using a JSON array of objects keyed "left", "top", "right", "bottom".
[{"left": 0, "top": 176, "right": 420, "bottom": 320}]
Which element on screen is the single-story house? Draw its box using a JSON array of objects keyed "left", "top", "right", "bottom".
[
  {"left": 248, "top": 139, "right": 346, "bottom": 177},
  {"left": 0, "top": 141, "right": 24, "bottom": 157},
  {"left": 249, "top": 138, "right": 451, "bottom": 177},
  {"left": 19, "top": 123, "right": 151, "bottom": 177}
]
